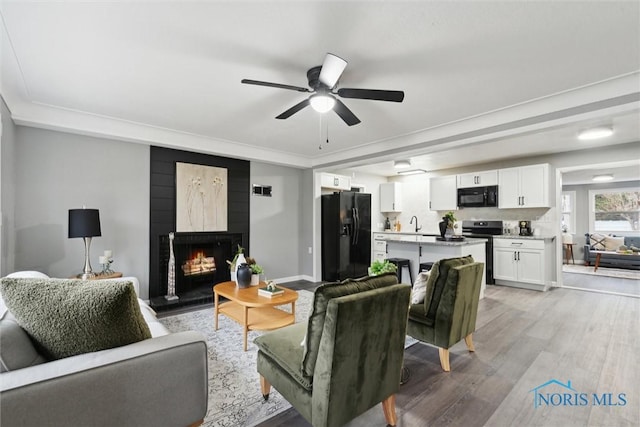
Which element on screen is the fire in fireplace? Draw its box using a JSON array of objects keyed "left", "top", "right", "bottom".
[
  {"left": 182, "top": 251, "right": 216, "bottom": 276},
  {"left": 158, "top": 232, "right": 243, "bottom": 299}
]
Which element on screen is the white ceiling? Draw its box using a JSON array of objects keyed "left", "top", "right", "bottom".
[
  {"left": 1, "top": 1, "right": 639, "bottom": 172},
  {"left": 562, "top": 163, "right": 640, "bottom": 186}
]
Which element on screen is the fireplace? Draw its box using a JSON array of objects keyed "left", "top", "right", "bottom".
[
  {"left": 153, "top": 232, "right": 243, "bottom": 309},
  {"left": 149, "top": 147, "right": 250, "bottom": 309}
]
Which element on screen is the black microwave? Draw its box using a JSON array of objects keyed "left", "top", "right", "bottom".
[{"left": 457, "top": 185, "right": 498, "bottom": 208}]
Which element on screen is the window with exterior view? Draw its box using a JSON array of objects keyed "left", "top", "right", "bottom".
[
  {"left": 561, "top": 191, "right": 575, "bottom": 233},
  {"left": 589, "top": 188, "right": 640, "bottom": 233}
]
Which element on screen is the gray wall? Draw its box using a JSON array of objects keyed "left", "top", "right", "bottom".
[
  {"left": 563, "top": 180, "right": 640, "bottom": 260},
  {"left": 12, "top": 126, "right": 151, "bottom": 296},
  {"left": 7, "top": 121, "right": 634, "bottom": 290},
  {"left": 5, "top": 125, "right": 312, "bottom": 297},
  {"left": 250, "top": 162, "right": 311, "bottom": 280},
  {"left": 1, "top": 97, "right": 17, "bottom": 276},
  {"left": 299, "top": 169, "right": 314, "bottom": 277}
]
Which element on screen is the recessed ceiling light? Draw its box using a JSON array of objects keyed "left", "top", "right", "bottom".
[
  {"left": 394, "top": 160, "right": 411, "bottom": 169},
  {"left": 592, "top": 174, "right": 614, "bottom": 182},
  {"left": 397, "top": 169, "right": 427, "bottom": 176},
  {"left": 578, "top": 126, "right": 613, "bottom": 140}
]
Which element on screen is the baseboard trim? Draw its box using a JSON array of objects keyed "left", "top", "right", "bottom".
[{"left": 273, "top": 274, "right": 315, "bottom": 283}]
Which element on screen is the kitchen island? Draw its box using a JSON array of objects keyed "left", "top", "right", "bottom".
[{"left": 373, "top": 232, "right": 488, "bottom": 298}]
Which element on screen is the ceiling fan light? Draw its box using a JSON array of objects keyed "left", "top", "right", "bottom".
[
  {"left": 592, "top": 174, "right": 614, "bottom": 182},
  {"left": 578, "top": 126, "right": 613, "bottom": 140},
  {"left": 309, "top": 94, "right": 335, "bottom": 113},
  {"left": 394, "top": 160, "right": 411, "bottom": 169}
]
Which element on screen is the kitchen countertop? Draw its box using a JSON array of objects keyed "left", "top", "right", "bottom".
[
  {"left": 375, "top": 230, "right": 555, "bottom": 242},
  {"left": 378, "top": 234, "right": 487, "bottom": 246},
  {"left": 375, "top": 230, "right": 447, "bottom": 237},
  {"left": 494, "top": 235, "right": 556, "bottom": 241}
]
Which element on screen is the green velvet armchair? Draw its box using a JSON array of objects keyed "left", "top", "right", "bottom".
[
  {"left": 254, "top": 273, "right": 411, "bottom": 427},
  {"left": 407, "top": 256, "right": 484, "bottom": 372}
]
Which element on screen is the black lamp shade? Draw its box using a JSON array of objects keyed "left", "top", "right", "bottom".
[{"left": 68, "top": 209, "right": 102, "bottom": 238}]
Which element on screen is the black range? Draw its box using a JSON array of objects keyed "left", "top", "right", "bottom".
[{"left": 461, "top": 220, "right": 503, "bottom": 285}]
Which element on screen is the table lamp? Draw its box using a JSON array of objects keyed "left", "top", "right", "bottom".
[{"left": 69, "top": 208, "right": 102, "bottom": 279}]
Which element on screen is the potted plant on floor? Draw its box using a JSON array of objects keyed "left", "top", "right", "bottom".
[{"left": 369, "top": 259, "right": 398, "bottom": 276}]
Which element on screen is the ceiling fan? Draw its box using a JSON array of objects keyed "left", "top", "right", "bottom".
[{"left": 241, "top": 53, "right": 404, "bottom": 126}]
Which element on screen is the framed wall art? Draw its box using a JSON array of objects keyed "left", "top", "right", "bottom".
[{"left": 176, "top": 162, "right": 228, "bottom": 232}]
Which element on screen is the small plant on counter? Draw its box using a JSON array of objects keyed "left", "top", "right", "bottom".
[
  {"left": 444, "top": 211, "right": 457, "bottom": 228},
  {"left": 370, "top": 259, "right": 398, "bottom": 276}
]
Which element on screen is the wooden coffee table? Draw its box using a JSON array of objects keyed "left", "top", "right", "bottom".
[{"left": 213, "top": 281, "right": 298, "bottom": 351}]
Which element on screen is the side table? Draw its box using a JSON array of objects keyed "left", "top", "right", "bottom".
[
  {"left": 71, "top": 272, "right": 123, "bottom": 280},
  {"left": 563, "top": 243, "right": 575, "bottom": 265}
]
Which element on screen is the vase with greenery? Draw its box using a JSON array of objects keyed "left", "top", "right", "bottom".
[
  {"left": 226, "top": 244, "right": 245, "bottom": 281},
  {"left": 444, "top": 211, "right": 456, "bottom": 228},
  {"left": 369, "top": 259, "right": 398, "bottom": 276},
  {"left": 250, "top": 264, "right": 264, "bottom": 286},
  {"left": 439, "top": 211, "right": 457, "bottom": 238}
]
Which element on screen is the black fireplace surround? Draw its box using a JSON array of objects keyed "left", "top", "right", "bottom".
[
  {"left": 149, "top": 146, "right": 250, "bottom": 310},
  {"left": 157, "top": 232, "right": 242, "bottom": 299}
]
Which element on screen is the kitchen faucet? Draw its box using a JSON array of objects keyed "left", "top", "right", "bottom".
[{"left": 410, "top": 216, "right": 422, "bottom": 233}]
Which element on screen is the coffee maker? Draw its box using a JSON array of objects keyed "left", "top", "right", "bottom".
[{"left": 519, "top": 220, "right": 532, "bottom": 236}]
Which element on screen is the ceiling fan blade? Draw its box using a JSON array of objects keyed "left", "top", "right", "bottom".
[
  {"left": 276, "top": 99, "right": 310, "bottom": 119},
  {"left": 333, "top": 99, "right": 361, "bottom": 126},
  {"left": 318, "top": 53, "right": 347, "bottom": 89},
  {"left": 337, "top": 88, "right": 404, "bottom": 102},
  {"left": 241, "top": 79, "right": 311, "bottom": 93}
]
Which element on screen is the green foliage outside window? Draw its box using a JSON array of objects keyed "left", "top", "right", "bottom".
[{"left": 593, "top": 191, "right": 639, "bottom": 232}]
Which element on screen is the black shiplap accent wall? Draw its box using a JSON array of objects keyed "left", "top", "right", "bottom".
[{"left": 149, "top": 146, "right": 250, "bottom": 298}]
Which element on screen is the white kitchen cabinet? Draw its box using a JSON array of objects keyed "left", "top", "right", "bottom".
[
  {"left": 494, "top": 246, "right": 543, "bottom": 284},
  {"left": 372, "top": 233, "right": 388, "bottom": 263},
  {"left": 498, "top": 164, "right": 550, "bottom": 208},
  {"left": 493, "top": 237, "right": 554, "bottom": 291},
  {"left": 457, "top": 170, "right": 498, "bottom": 188},
  {"left": 429, "top": 175, "right": 457, "bottom": 211},
  {"left": 380, "top": 182, "right": 402, "bottom": 212},
  {"left": 320, "top": 173, "right": 351, "bottom": 191},
  {"left": 498, "top": 168, "right": 520, "bottom": 208}
]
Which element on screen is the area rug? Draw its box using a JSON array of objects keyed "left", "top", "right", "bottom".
[
  {"left": 562, "top": 264, "right": 640, "bottom": 280},
  {"left": 159, "top": 289, "right": 418, "bottom": 427},
  {"left": 159, "top": 290, "right": 314, "bottom": 427}
]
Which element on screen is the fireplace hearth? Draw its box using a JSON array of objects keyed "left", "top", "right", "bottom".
[{"left": 151, "top": 232, "right": 242, "bottom": 311}]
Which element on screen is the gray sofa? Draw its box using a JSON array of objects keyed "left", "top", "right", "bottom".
[
  {"left": 583, "top": 234, "right": 640, "bottom": 270},
  {"left": 0, "top": 272, "right": 208, "bottom": 427}
]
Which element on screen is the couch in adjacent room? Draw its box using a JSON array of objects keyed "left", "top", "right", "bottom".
[
  {"left": 0, "top": 272, "right": 208, "bottom": 427},
  {"left": 583, "top": 233, "right": 640, "bottom": 270}
]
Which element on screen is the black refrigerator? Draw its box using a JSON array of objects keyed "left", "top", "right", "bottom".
[{"left": 321, "top": 192, "right": 371, "bottom": 281}]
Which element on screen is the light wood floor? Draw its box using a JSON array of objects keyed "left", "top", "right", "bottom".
[
  {"left": 258, "top": 279, "right": 640, "bottom": 426},
  {"left": 563, "top": 270, "right": 640, "bottom": 297}
]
